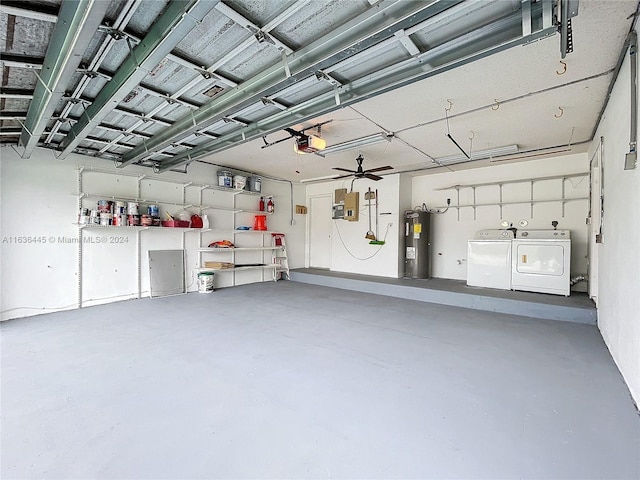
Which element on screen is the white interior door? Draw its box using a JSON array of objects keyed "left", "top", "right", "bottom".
[{"left": 308, "top": 195, "right": 332, "bottom": 269}]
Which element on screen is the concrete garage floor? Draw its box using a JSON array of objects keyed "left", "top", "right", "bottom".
[{"left": 2, "top": 282, "right": 639, "bottom": 479}]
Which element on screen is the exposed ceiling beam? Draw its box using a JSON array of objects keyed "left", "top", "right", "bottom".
[
  {"left": 0, "top": 128, "right": 23, "bottom": 136},
  {"left": 2, "top": 56, "right": 202, "bottom": 112},
  {"left": 120, "top": 0, "right": 461, "bottom": 168},
  {"left": 61, "top": 95, "right": 175, "bottom": 127},
  {"left": 0, "top": 14, "right": 238, "bottom": 89},
  {"left": 57, "top": 0, "right": 219, "bottom": 159},
  {"left": 94, "top": 0, "right": 305, "bottom": 159},
  {"left": 0, "top": 90, "right": 33, "bottom": 100},
  {"left": 0, "top": 3, "right": 58, "bottom": 22},
  {"left": 107, "top": 30, "right": 238, "bottom": 88},
  {"left": 0, "top": 111, "right": 27, "bottom": 119},
  {"left": 262, "top": 0, "right": 313, "bottom": 31},
  {"left": 214, "top": 2, "right": 293, "bottom": 53},
  {"left": 158, "top": 2, "right": 558, "bottom": 172},
  {"left": 0, "top": 54, "right": 43, "bottom": 70},
  {"left": 44, "top": 0, "right": 143, "bottom": 144},
  {"left": 18, "top": 0, "right": 109, "bottom": 158}
]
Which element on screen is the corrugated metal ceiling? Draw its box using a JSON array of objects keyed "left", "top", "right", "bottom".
[{"left": 0, "top": 0, "right": 636, "bottom": 180}]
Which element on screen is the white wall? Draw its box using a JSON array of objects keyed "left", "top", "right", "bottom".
[
  {"left": 0, "top": 148, "right": 305, "bottom": 321},
  {"left": 303, "top": 155, "right": 590, "bottom": 281},
  {"left": 305, "top": 175, "right": 403, "bottom": 277},
  {"left": 589, "top": 49, "right": 640, "bottom": 405},
  {"left": 411, "top": 154, "right": 590, "bottom": 284}
]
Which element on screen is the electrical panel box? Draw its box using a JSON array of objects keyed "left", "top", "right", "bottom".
[
  {"left": 335, "top": 188, "right": 347, "bottom": 204},
  {"left": 344, "top": 192, "right": 359, "bottom": 222},
  {"left": 332, "top": 204, "right": 345, "bottom": 219}
]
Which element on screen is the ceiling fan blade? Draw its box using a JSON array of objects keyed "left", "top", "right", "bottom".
[
  {"left": 332, "top": 173, "right": 355, "bottom": 179},
  {"left": 364, "top": 173, "right": 383, "bottom": 181},
  {"left": 365, "top": 165, "right": 394, "bottom": 173},
  {"left": 332, "top": 167, "right": 356, "bottom": 173}
]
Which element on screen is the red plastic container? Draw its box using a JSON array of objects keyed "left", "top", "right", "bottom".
[
  {"left": 161, "top": 220, "right": 190, "bottom": 228},
  {"left": 254, "top": 215, "right": 267, "bottom": 231},
  {"left": 190, "top": 214, "right": 203, "bottom": 228}
]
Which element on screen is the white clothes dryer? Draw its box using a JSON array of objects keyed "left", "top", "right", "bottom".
[{"left": 511, "top": 229, "right": 571, "bottom": 296}]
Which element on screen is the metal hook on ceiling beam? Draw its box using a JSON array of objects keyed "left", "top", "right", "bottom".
[
  {"left": 492, "top": 99, "right": 500, "bottom": 111},
  {"left": 555, "top": 107, "right": 564, "bottom": 118},
  {"left": 556, "top": 60, "right": 567, "bottom": 75}
]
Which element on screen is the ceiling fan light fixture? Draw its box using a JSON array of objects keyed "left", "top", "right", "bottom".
[
  {"left": 294, "top": 134, "right": 326, "bottom": 154},
  {"left": 320, "top": 132, "right": 392, "bottom": 155}
]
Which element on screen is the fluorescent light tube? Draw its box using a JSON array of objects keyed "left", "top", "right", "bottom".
[
  {"left": 436, "top": 144, "right": 518, "bottom": 164},
  {"left": 300, "top": 174, "right": 340, "bottom": 183},
  {"left": 320, "top": 132, "right": 392, "bottom": 155}
]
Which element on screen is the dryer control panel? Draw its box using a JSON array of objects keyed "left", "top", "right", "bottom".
[
  {"left": 475, "top": 229, "right": 515, "bottom": 239},
  {"left": 516, "top": 229, "right": 571, "bottom": 239}
]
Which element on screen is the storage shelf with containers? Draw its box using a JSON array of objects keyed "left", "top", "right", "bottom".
[
  {"left": 197, "top": 181, "right": 284, "bottom": 288},
  {"left": 73, "top": 165, "right": 274, "bottom": 306}
]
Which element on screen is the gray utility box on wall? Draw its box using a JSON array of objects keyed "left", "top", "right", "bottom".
[
  {"left": 404, "top": 210, "right": 430, "bottom": 279},
  {"left": 332, "top": 204, "right": 345, "bottom": 219}
]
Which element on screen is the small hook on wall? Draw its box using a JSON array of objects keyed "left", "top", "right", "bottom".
[
  {"left": 556, "top": 60, "right": 567, "bottom": 75},
  {"left": 554, "top": 106, "right": 564, "bottom": 118},
  {"left": 445, "top": 99, "right": 453, "bottom": 112},
  {"left": 491, "top": 99, "right": 500, "bottom": 111}
]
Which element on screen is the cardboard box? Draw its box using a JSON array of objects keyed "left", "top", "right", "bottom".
[{"left": 344, "top": 192, "right": 359, "bottom": 221}]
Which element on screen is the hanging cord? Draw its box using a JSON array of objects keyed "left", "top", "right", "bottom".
[
  {"left": 370, "top": 137, "right": 392, "bottom": 163},
  {"left": 415, "top": 201, "right": 449, "bottom": 215},
  {"left": 444, "top": 100, "right": 470, "bottom": 159},
  {"left": 444, "top": 99, "right": 452, "bottom": 134},
  {"left": 333, "top": 220, "right": 392, "bottom": 260}
]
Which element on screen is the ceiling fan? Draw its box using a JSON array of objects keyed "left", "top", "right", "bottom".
[{"left": 332, "top": 154, "right": 393, "bottom": 181}]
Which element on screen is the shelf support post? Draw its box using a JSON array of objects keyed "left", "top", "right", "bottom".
[
  {"left": 472, "top": 186, "right": 477, "bottom": 221},
  {"left": 562, "top": 177, "right": 566, "bottom": 217},
  {"left": 77, "top": 167, "right": 84, "bottom": 308},
  {"left": 530, "top": 180, "right": 534, "bottom": 218},
  {"left": 137, "top": 230, "right": 141, "bottom": 299}
]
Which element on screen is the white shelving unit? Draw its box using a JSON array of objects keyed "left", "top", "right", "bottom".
[
  {"left": 198, "top": 231, "right": 284, "bottom": 283},
  {"left": 435, "top": 172, "right": 589, "bottom": 220},
  {"left": 198, "top": 246, "right": 281, "bottom": 252},
  {"left": 74, "top": 165, "right": 273, "bottom": 305}
]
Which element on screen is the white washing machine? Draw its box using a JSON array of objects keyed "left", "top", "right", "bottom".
[
  {"left": 511, "top": 229, "right": 571, "bottom": 296},
  {"left": 467, "top": 229, "right": 514, "bottom": 290}
]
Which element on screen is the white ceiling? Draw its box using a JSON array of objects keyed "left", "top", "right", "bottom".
[
  {"left": 0, "top": 0, "right": 637, "bottom": 182},
  {"left": 214, "top": 0, "right": 637, "bottom": 181}
]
